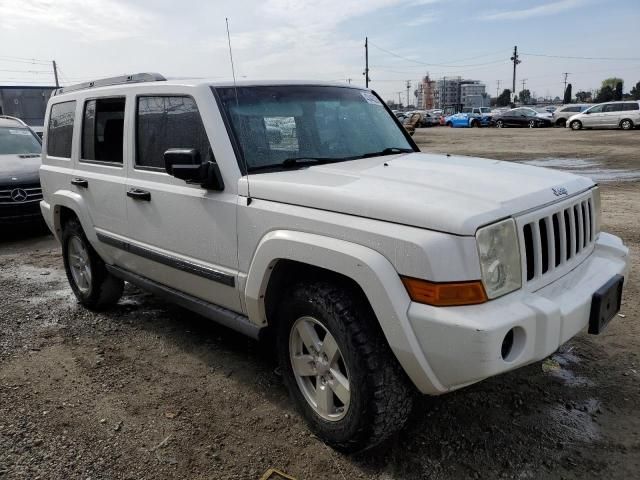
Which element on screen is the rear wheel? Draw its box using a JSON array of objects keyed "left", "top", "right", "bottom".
[
  {"left": 528, "top": 119, "right": 536, "bottom": 128},
  {"left": 276, "top": 281, "right": 414, "bottom": 452},
  {"left": 570, "top": 120, "right": 582, "bottom": 130},
  {"left": 495, "top": 119, "right": 504, "bottom": 128},
  {"left": 62, "top": 218, "right": 124, "bottom": 310},
  {"left": 620, "top": 119, "right": 634, "bottom": 130}
]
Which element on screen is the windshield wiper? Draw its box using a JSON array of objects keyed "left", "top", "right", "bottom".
[
  {"left": 247, "top": 157, "right": 346, "bottom": 173},
  {"left": 360, "top": 147, "right": 414, "bottom": 158}
]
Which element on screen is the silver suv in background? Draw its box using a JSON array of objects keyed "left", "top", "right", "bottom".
[
  {"left": 552, "top": 104, "right": 590, "bottom": 127},
  {"left": 567, "top": 101, "right": 640, "bottom": 130}
]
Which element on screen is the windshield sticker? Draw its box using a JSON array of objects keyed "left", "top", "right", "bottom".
[
  {"left": 361, "top": 92, "right": 382, "bottom": 106},
  {"left": 9, "top": 129, "right": 31, "bottom": 136}
]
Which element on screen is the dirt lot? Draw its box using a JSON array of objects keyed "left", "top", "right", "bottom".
[{"left": 1, "top": 128, "right": 639, "bottom": 479}]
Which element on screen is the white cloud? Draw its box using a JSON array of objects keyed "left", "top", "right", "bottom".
[
  {"left": 480, "top": 0, "right": 584, "bottom": 21},
  {"left": 405, "top": 14, "right": 438, "bottom": 26},
  {"left": 0, "top": 0, "right": 157, "bottom": 41}
]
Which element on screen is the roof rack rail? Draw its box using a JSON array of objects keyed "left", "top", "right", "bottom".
[
  {"left": 53, "top": 72, "right": 166, "bottom": 96},
  {"left": 0, "top": 115, "right": 29, "bottom": 127}
]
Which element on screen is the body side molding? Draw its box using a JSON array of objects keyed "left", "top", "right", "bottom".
[{"left": 97, "top": 232, "right": 235, "bottom": 287}]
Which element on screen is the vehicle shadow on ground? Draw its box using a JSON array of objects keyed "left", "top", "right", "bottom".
[
  {"left": 1, "top": 221, "right": 52, "bottom": 246},
  {"left": 97, "top": 284, "right": 617, "bottom": 479}
]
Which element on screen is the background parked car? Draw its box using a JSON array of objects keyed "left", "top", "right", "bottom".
[
  {"left": 567, "top": 101, "right": 640, "bottom": 131},
  {"left": 552, "top": 104, "right": 591, "bottom": 127},
  {"left": 493, "top": 108, "right": 553, "bottom": 128},
  {"left": 0, "top": 115, "right": 43, "bottom": 223}
]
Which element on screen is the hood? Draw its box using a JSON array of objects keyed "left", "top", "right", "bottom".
[
  {"left": 0, "top": 153, "right": 41, "bottom": 186},
  {"left": 246, "top": 153, "right": 594, "bottom": 235}
]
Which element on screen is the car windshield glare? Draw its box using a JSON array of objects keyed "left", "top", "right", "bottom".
[
  {"left": 0, "top": 127, "right": 41, "bottom": 155},
  {"left": 215, "top": 86, "right": 413, "bottom": 172}
]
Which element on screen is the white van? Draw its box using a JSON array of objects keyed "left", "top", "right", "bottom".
[{"left": 567, "top": 101, "right": 640, "bottom": 130}]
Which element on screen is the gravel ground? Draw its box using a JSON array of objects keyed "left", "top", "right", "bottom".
[{"left": 1, "top": 127, "right": 639, "bottom": 479}]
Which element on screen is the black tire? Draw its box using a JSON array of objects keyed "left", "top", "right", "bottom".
[
  {"left": 62, "top": 218, "right": 124, "bottom": 310},
  {"left": 495, "top": 119, "right": 504, "bottom": 128},
  {"left": 570, "top": 120, "right": 582, "bottom": 131},
  {"left": 555, "top": 119, "right": 566, "bottom": 127},
  {"left": 471, "top": 120, "right": 479, "bottom": 128},
  {"left": 620, "top": 119, "right": 634, "bottom": 130},
  {"left": 446, "top": 122, "right": 453, "bottom": 127},
  {"left": 276, "top": 281, "right": 414, "bottom": 453}
]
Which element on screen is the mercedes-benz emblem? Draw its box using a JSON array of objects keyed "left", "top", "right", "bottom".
[{"left": 10, "top": 188, "right": 28, "bottom": 202}]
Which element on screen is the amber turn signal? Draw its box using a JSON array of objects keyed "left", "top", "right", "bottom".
[{"left": 401, "top": 277, "right": 488, "bottom": 306}]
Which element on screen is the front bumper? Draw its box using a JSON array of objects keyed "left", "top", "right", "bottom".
[
  {"left": 0, "top": 199, "right": 43, "bottom": 223},
  {"left": 407, "top": 232, "right": 629, "bottom": 394}
]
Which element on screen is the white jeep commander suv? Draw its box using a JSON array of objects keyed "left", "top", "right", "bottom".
[{"left": 40, "top": 73, "right": 629, "bottom": 452}]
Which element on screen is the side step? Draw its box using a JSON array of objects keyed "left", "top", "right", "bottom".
[{"left": 106, "top": 264, "right": 261, "bottom": 340}]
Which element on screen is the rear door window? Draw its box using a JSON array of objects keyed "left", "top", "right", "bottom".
[
  {"left": 47, "top": 101, "right": 76, "bottom": 158},
  {"left": 82, "top": 97, "right": 126, "bottom": 164},
  {"left": 136, "top": 96, "right": 211, "bottom": 170},
  {"left": 604, "top": 103, "right": 623, "bottom": 112}
]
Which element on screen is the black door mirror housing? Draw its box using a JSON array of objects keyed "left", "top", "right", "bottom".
[{"left": 163, "top": 148, "right": 224, "bottom": 191}]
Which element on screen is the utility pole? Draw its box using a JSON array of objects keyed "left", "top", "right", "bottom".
[
  {"left": 406, "top": 80, "right": 411, "bottom": 108},
  {"left": 521, "top": 79, "right": 527, "bottom": 92},
  {"left": 562, "top": 72, "right": 570, "bottom": 93},
  {"left": 364, "top": 37, "right": 370, "bottom": 88},
  {"left": 442, "top": 76, "right": 446, "bottom": 108},
  {"left": 510, "top": 46, "right": 520, "bottom": 102},
  {"left": 496, "top": 80, "right": 501, "bottom": 98},
  {"left": 52, "top": 60, "right": 59, "bottom": 88},
  {"left": 396, "top": 91, "right": 403, "bottom": 108}
]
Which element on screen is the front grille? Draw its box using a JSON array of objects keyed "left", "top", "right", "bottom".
[
  {"left": 0, "top": 183, "right": 43, "bottom": 204},
  {"left": 518, "top": 192, "right": 595, "bottom": 286}
]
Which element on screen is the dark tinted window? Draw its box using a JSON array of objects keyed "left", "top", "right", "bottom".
[
  {"left": 82, "top": 97, "right": 125, "bottom": 163},
  {"left": 136, "top": 96, "right": 210, "bottom": 169},
  {"left": 604, "top": 103, "right": 623, "bottom": 112},
  {"left": 47, "top": 101, "right": 76, "bottom": 158},
  {"left": 563, "top": 106, "right": 581, "bottom": 112},
  {"left": 623, "top": 102, "right": 639, "bottom": 111}
]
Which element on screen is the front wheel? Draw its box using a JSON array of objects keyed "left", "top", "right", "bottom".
[
  {"left": 276, "top": 281, "right": 414, "bottom": 452},
  {"left": 62, "top": 218, "right": 124, "bottom": 310},
  {"left": 570, "top": 120, "right": 582, "bottom": 131},
  {"left": 495, "top": 119, "right": 504, "bottom": 128},
  {"left": 528, "top": 119, "right": 536, "bottom": 128}
]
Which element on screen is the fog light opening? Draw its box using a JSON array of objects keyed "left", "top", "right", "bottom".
[
  {"left": 501, "top": 326, "right": 525, "bottom": 362},
  {"left": 501, "top": 329, "right": 514, "bottom": 360}
]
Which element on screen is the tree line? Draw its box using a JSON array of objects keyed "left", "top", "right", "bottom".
[{"left": 493, "top": 78, "right": 640, "bottom": 107}]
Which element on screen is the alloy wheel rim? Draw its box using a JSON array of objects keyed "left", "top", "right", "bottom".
[
  {"left": 68, "top": 235, "right": 92, "bottom": 294},
  {"left": 289, "top": 316, "right": 350, "bottom": 421}
]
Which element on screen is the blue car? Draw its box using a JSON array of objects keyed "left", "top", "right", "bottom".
[{"left": 444, "top": 107, "right": 492, "bottom": 128}]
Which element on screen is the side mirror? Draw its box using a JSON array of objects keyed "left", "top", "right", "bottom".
[{"left": 163, "top": 148, "right": 224, "bottom": 191}]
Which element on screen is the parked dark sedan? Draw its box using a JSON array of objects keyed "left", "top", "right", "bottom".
[
  {"left": 0, "top": 116, "right": 43, "bottom": 224},
  {"left": 493, "top": 107, "right": 553, "bottom": 128}
]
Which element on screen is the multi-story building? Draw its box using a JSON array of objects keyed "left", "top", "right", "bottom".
[{"left": 434, "top": 78, "right": 487, "bottom": 108}]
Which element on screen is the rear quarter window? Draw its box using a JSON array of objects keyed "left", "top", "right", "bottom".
[
  {"left": 47, "top": 101, "right": 76, "bottom": 158},
  {"left": 623, "top": 103, "right": 639, "bottom": 111}
]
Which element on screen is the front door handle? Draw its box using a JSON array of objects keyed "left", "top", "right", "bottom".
[
  {"left": 126, "top": 189, "right": 151, "bottom": 201},
  {"left": 71, "top": 178, "right": 88, "bottom": 188}
]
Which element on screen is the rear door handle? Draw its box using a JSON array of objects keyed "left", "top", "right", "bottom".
[
  {"left": 126, "top": 188, "right": 151, "bottom": 201},
  {"left": 71, "top": 178, "right": 88, "bottom": 188}
]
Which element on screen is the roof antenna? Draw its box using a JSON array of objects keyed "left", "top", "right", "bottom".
[{"left": 225, "top": 17, "right": 251, "bottom": 201}]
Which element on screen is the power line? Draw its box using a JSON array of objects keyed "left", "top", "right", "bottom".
[
  {"left": 369, "top": 42, "right": 509, "bottom": 68},
  {"left": 522, "top": 52, "right": 640, "bottom": 61}
]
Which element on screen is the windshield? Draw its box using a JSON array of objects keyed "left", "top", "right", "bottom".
[
  {"left": 215, "top": 86, "right": 414, "bottom": 172},
  {"left": 0, "top": 127, "right": 41, "bottom": 155}
]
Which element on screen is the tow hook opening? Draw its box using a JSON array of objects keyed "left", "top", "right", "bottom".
[{"left": 501, "top": 327, "right": 525, "bottom": 362}]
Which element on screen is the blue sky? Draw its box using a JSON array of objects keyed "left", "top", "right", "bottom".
[{"left": 2, "top": 0, "right": 639, "bottom": 102}]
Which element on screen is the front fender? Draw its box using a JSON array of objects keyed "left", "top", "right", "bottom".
[{"left": 244, "top": 230, "right": 445, "bottom": 393}]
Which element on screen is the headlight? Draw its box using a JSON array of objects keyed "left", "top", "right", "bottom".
[
  {"left": 476, "top": 218, "right": 522, "bottom": 299},
  {"left": 592, "top": 186, "right": 601, "bottom": 236}
]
